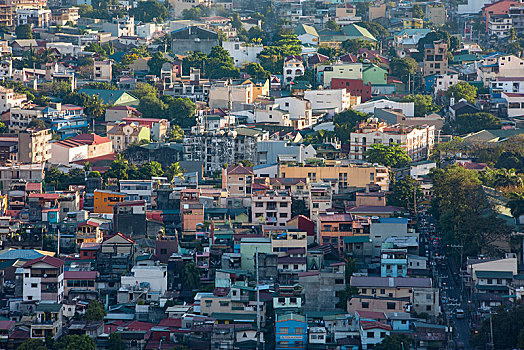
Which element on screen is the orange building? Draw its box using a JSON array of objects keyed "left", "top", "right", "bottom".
[
  {"left": 93, "top": 190, "right": 126, "bottom": 214},
  {"left": 75, "top": 220, "right": 103, "bottom": 245},
  {"left": 319, "top": 213, "right": 370, "bottom": 251},
  {"left": 180, "top": 189, "right": 204, "bottom": 238}
]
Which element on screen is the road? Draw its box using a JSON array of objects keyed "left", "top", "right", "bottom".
[{"left": 418, "top": 210, "right": 472, "bottom": 349}]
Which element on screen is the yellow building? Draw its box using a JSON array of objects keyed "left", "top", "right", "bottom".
[
  {"left": 278, "top": 161, "right": 389, "bottom": 191},
  {"left": 403, "top": 18, "right": 424, "bottom": 29},
  {"left": 93, "top": 190, "right": 126, "bottom": 214}
]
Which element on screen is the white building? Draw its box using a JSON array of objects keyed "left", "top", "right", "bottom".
[
  {"left": 0, "top": 86, "right": 26, "bottom": 115},
  {"left": 93, "top": 60, "right": 112, "bottom": 82},
  {"left": 22, "top": 256, "right": 65, "bottom": 303},
  {"left": 102, "top": 16, "right": 135, "bottom": 37},
  {"left": 251, "top": 190, "right": 292, "bottom": 227},
  {"left": 50, "top": 139, "right": 89, "bottom": 164},
  {"left": 46, "top": 42, "right": 83, "bottom": 57},
  {"left": 433, "top": 73, "right": 460, "bottom": 95},
  {"left": 304, "top": 89, "right": 353, "bottom": 114},
  {"left": 136, "top": 22, "right": 159, "bottom": 39},
  {"left": 208, "top": 81, "right": 253, "bottom": 111},
  {"left": 222, "top": 40, "right": 263, "bottom": 68},
  {"left": 478, "top": 54, "right": 524, "bottom": 84},
  {"left": 502, "top": 92, "right": 524, "bottom": 117},
  {"left": 120, "top": 265, "right": 167, "bottom": 297},
  {"left": 254, "top": 103, "right": 292, "bottom": 127},
  {"left": 349, "top": 119, "right": 435, "bottom": 162},
  {"left": 9, "top": 104, "right": 43, "bottom": 132},
  {"left": 491, "top": 77, "right": 524, "bottom": 94},
  {"left": 17, "top": 8, "right": 51, "bottom": 28},
  {"left": 275, "top": 97, "right": 313, "bottom": 129},
  {"left": 353, "top": 99, "right": 415, "bottom": 117},
  {"left": 488, "top": 15, "right": 512, "bottom": 39},
  {"left": 283, "top": 56, "right": 304, "bottom": 87}
]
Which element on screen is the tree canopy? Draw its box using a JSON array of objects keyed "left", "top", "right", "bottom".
[
  {"left": 333, "top": 109, "right": 368, "bottom": 144},
  {"left": 445, "top": 81, "right": 478, "bottom": 104},
  {"left": 129, "top": 0, "right": 169, "bottom": 22},
  {"left": 85, "top": 300, "right": 107, "bottom": 321},
  {"left": 402, "top": 94, "right": 440, "bottom": 117},
  {"left": 451, "top": 112, "right": 501, "bottom": 135},
  {"left": 365, "top": 144, "right": 412, "bottom": 168},
  {"left": 387, "top": 176, "right": 423, "bottom": 210}
]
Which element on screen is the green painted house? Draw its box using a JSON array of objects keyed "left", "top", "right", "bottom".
[
  {"left": 362, "top": 64, "right": 388, "bottom": 85},
  {"left": 77, "top": 88, "right": 139, "bottom": 107}
]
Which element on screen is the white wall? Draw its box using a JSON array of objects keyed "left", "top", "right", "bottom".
[{"left": 50, "top": 143, "right": 88, "bottom": 164}]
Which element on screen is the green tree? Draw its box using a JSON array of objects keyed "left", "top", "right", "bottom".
[
  {"left": 55, "top": 335, "right": 95, "bottom": 350},
  {"left": 139, "top": 161, "right": 164, "bottom": 179},
  {"left": 375, "top": 334, "right": 413, "bottom": 350},
  {"left": 182, "top": 6, "right": 203, "bottom": 20},
  {"left": 166, "top": 125, "right": 184, "bottom": 142},
  {"left": 27, "top": 118, "right": 46, "bottom": 129},
  {"left": 387, "top": 176, "right": 423, "bottom": 210},
  {"left": 451, "top": 112, "right": 501, "bottom": 134},
  {"left": 182, "top": 51, "right": 207, "bottom": 75},
  {"left": 325, "top": 19, "right": 340, "bottom": 31},
  {"left": 166, "top": 162, "right": 184, "bottom": 182},
  {"left": 402, "top": 94, "right": 440, "bottom": 117},
  {"left": 148, "top": 51, "right": 169, "bottom": 76},
  {"left": 445, "top": 81, "right": 478, "bottom": 104},
  {"left": 258, "top": 35, "right": 302, "bottom": 74},
  {"left": 104, "top": 154, "right": 129, "bottom": 179},
  {"left": 85, "top": 300, "right": 106, "bottom": 321},
  {"left": 164, "top": 97, "right": 197, "bottom": 128},
  {"left": 244, "top": 62, "right": 270, "bottom": 80},
  {"left": 390, "top": 57, "right": 418, "bottom": 83},
  {"left": 291, "top": 199, "right": 309, "bottom": 217},
  {"left": 88, "top": 171, "right": 101, "bottom": 178},
  {"left": 82, "top": 81, "right": 116, "bottom": 90},
  {"left": 108, "top": 333, "right": 125, "bottom": 350},
  {"left": 333, "top": 109, "right": 368, "bottom": 143},
  {"left": 182, "top": 262, "right": 201, "bottom": 290},
  {"left": 0, "top": 121, "right": 8, "bottom": 133},
  {"left": 133, "top": 82, "right": 159, "bottom": 99},
  {"left": 130, "top": 0, "right": 169, "bottom": 22},
  {"left": 18, "top": 339, "right": 47, "bottom": 350},
  {"left": 356, "top": 21, "right": 389, "bottom": 39},
  {"left": 341, "top": 39, "right": 375, "bottom": 53},
  {"left": 206, "top": 46, "right": 240, "bottom": 79},
  {"left": 412, "top": 4, "right": 424, "bottom": 19},
  {"left": 365, "top": 144, "right": 412, "bottom": 168},
  {"left": 471, "top": 305, "right": 524, "bottom": 349},
  {"left": 16, "top": 24, "right": 33, "bottom": 39}
]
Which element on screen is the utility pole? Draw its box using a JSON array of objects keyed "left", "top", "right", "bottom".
[
  {"left": 57, "top": 228, "right": 60, "bottom": 257},
  {"left": 488, "top": 310, "right": 494, "bottom": 350},
  {"left": 255, "top": 247, "right": 261, "bottom": 349}
]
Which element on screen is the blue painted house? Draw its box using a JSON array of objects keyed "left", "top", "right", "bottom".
[{"left": 275, "top": 313, "right": 307, "bottom": 350}]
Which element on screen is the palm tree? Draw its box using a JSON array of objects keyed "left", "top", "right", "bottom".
[
  {"left": 166, "top": 162, "right": 184, "bottom": 182},
  {"left": 182, "top": 262, "right": 200, "bottom": 290},
  {"left": 493, "top": 168, "right": 523, "bottom": 188}
]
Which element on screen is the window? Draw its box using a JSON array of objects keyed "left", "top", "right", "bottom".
[
  {"left": 295, "top": 328, "right": 303, "bottom": 334},
  {"left": 279, "top": 202, "right": 288, "bottom": 207},
  {"left": 256, "top": 202, "right": 264, "bottom": 207},
  {"left": 387, "top": 302, "right": 396, "bottom": 310},
  {"left": 313, "top": 203, "right": 319, "bottom": 209},
  {"left": 280, "top": 327, "right": 288, "bottom": 333},
  {"left": 380, "top": 332, "right": 387, "bottom": 338},
  {"left": 380, "top": 289, "right": 385, "bottom": 294},
  {"left": 367, "top": 332, "right": 374, "bottom": 338},
  {"left": 279, "top": 213, "right": 287, "bottom": 218},
  {"left": 362, "top": 302, "right": 369, "bottom": 308},
  {"left": 426, "top": 305, "right": 432, "bottom": 311},
  {"left": 361, "top": 289, "right": 367, "bottom": 294},
  {"left": 31, "top": 283, "right": 37, "bottom": 288},
  {"left": 335, "top": 279, "right": 344, "bottom": 285}
]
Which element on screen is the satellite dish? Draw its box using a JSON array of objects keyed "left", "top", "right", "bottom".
[{"left": 43, "top": 274, "right": 47, "bottom": 278}]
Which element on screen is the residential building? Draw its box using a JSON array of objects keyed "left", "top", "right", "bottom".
[
  {"left": 294, "top": 24, "right": 319, "bottom": 46},
  {"left": 359, "top": 320, "right": 391, "bottom": 350},
  {"left": 491, "top": 77, "right": 524, "bottom": 94},
  {"left": 106, "top": 122, "right": 150, "bottom": 152},
  {"left": 66, "top": 133, "right": 113, "bottom": 159},
  {"left": 64, "top": 271, "right": 98, "bottom": 298},
  {"left": 102, "top": 16, "right": 134, "bottom": 37},
  {"left": 31, "top": 303, "right": 63, "bottom": 340},
  {"left": 75, "top": 219, "right": 103, "bottom": 245},
  {"left": 0, "top": 86, "right": 26, "bottom": 114},
  {"left": 488, "top": 14, "right": 512, "bottom": 38},
  {"left": 320, "top": 63, "right": 363, "bottom": 88},
  {"left": 275, "top": 313, "right": 307, "bottom": 350},
  {"left": 482, "top": 0, "right": 520, "bottom": 32},
  {"left": 283, "top": 56, "right": 304, "bottom": 87},
  {"left": 502, "top": 92, "right": 524, "bottom": 117},
  {"left": 93, "top": 60, "right": 112, "bottom": 82},
  {"left": 330, "top": 78, "right": 372, "bottom": 102},
  {"left": 22, "top": 256, "right": 65, "bottom": 303},
  {"left": 50, "top": 139, "right": 89, "bottom": 164},
  {"left": 478, "top": 55, "right": 524, "bottom": 83},
  {"left": 222, "top": 40, "right": 263, "bottom": 67},
  {"left": 16, "top": 8, "right": 51, "bottom": 27},
  {"left": 278, "top": 161, "right": 390, "bottom": 191},
  {"left": 251, "top": 190, "right": 292, "bottom": 227},
  {"left": 208, "top": 80, "right": 255, "bottom": 111},
  {"left": 105, "top": 106, "right": 142, "bottom": 122},
  {"left": 319, "top": 213, "right": 369, "bottom": 251},
  {"left": 76, "top": 89, "right": 139, "bottom": 107},
  {"left": 171, "top": 26, "right": 219, "bottom": 55},
  {"left": 221, "top": 165, "right": 254, "bottom": 197},
  {"left": 18, "top": 128, "right": 52, "bottom": 164},
  {"left": 304, "top": 88, "right": 355, "bottom": 114},
  {"left": 349, "top": 119, "right": 435, "bottom": 162},
  {"left": 119, "top": 265, "right": 167, "bottom": 301},
  {"left": 93, "top": 190, "right": 126, "bottom": 214},
  {"left": 423, "top": 40, "right": 448, "bottom": 77}
]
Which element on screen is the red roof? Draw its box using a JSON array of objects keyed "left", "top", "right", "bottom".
[
  {"left": 227, "top": 165, "right": 254, "bottom": 175},
  {"left": 319, "top": 213, "right": 353, "bottom": 222},
  {"left": 356, "top": 310, "right": 387, "bottom": 320},
  {"left": 26, "top": 183, "right": 42, "bottom": 191},
  {"left": 0, "top": 320, "right": 15, "bottom": 330},
  {"left": 64, "top": 271, "right": 98, "bottom": 280},
  {"left": 127, "top": 321, "right": 155, "bottom": 331},
  {"left": 80, "top": 242, "right": 101, "bottom": 251},
  {"left": 103, "top": 232, "right": 135, "bottom": 243},
  {"left": 70, "top": 133, "right": 111, "bottom": 145},
  {"left": 360, "top": 320, "right": 392, "bottom": 331},
  {"left": 23, "top": 255, "right": 64, "bottom": 268},
  {"left": 158, "top": 318, "right": 182, "bottom": 328},
  {"left": 28, "top": 193, "right": 60, "bottom": 200}
]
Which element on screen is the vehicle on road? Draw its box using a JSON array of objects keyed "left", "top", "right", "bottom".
[{"left": 456, "top": 309, "right": 465, "bottom": 319}]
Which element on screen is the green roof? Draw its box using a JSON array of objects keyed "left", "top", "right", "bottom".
[
  {"left": 475, "top": 270, "right": 513, "bottom": 279},
  {"left": 342, "top": 24, "right": 376, "bottom": 41},
  {"left": 476, "top": 284, "right": 509, "bottom": 291},
  {"left": 36, "top": 302, "right": 62, "bottom": 313},
  {"left": 343, "top": 236, "right": 372, "bottom": 244},
  {"left": 77, "top": 88, "right": 139, "bottom": 106},
  {"left": 294, "top": 24, "right": 318, "bottom": 37}
]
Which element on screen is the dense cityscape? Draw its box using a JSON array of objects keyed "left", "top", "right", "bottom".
[{"left": 0, "top": 0, "right": 521, "bottom": 348}]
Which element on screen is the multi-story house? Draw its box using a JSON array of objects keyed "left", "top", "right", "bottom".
[
  {"left": 0, "top": 85, "right": 26, "bottom": 114},
  {"left": 490, "top": 77, "right": 524, "bottom": 93},
  {"left": 349, "top": 119, "right": 435, "bottom": 162},
  {"left": 180, "top": 189, "right": 204, "bottom": 238},
  {"left": 121, "top": 117, "right": 168, "bottom": 142},
  {"left": 75, "top": 219, "right": 103, "bottom": 245},
  {"left": 380, "top": 246, "right": 408, "bottom": 277},
  {"left": 93, "top": 60, "right": 112, "bottom": 82},
  {"left": 278, "top": 160, "right": 390, "bottom": 192},
  {"left": 93, "top": 190, "right": 126, "bottom": 214},
  {"left": 251, "top": 190, "right": 292, "bottom": 227},
  {"left": 275, "top": 313, "right": 307, "bottom": 350},
  {"left": 106, "top": 122, "right": 150, "bottom": 152},
  {"left": 22, "top": 256, "right": 65, "bottom": 303},
  {"left": 16, "top": 8, "right": 51, "bottom": 27},
  {"left": 319, "top": 213, "right": 370, "bottom": 251},
  {"left": 482, "top": 0, "right": 520, "bottom": 32},
  {"left": 319, "top": 63, "right": 363, "bottom": 88},
  {"left": 478, "top": 54, "right": 524, "bottom": 84},
  {"left": 102, "top": 16, "right": 134, "bottom": 37},
  {"left": 18, "top": 128, "right": 52, "bottom": 164},
  {"left": 31, "top": 302, "right": 63, "bottom": 340},
  {"left": 268, "top": 227, "right": 308, "bottom": 256},
  {"left": 222, "top": 40, "right": 263, "bottom": 68},
  {"left": 303, "top": 89, "right": 356, "bottom": 115},
  {"left": 64, "top": 270, "right": 98, "bottom": 298},
  {"left": 183, "top": 127, "right": 268, "bottom": 175},
  {"left": 222, "top": 165, "right": 254, "bottom": 197},
  {"left": 423, "top": 40, "right": 448, "bottom": 77},
  {"left": 208, "top": 80, "right": 255, "bottom": 111},
  {"left": 119, "top": 265, "right": 167, "bottom": 302},
  {"left": 488, "top": 14, "right": 512, "bottom": 38},
  {"left": 283, "top": 56, "right": 304, "bottom": 87},
  {"left": 509, "top": 3, "right": 524, "bottom": 35}
]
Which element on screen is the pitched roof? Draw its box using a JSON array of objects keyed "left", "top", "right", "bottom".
[
  {"left": 77, "top": 89, "right": 138, "bottom": 106},
  {"left": 360, "top": 320, "right": 392, "bottom": 331},
  {"left": 227, "top": 165, "right": 254, "bottom": 175},
  {"left": 294, "top": 24, "right": 318, "bottom": 37},
  {"left": 70, "top": 133, "right": 111, "bottom": 145},
  {"left": 23, "top": 255, "right": 64, "bottom": 268},
  {"left": 342, "top": 24, "right": 376, "bottom": 41}
]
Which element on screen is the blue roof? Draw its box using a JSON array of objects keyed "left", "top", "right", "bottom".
[
  {"left": 77, "top": 89, "right": 138, "bottom": 106},
  {"left": 0, "top": 249, "right": 47, "bottom": 260},
  {"left": 378, "top": 217, "right": 409, "bottom": 224}
]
